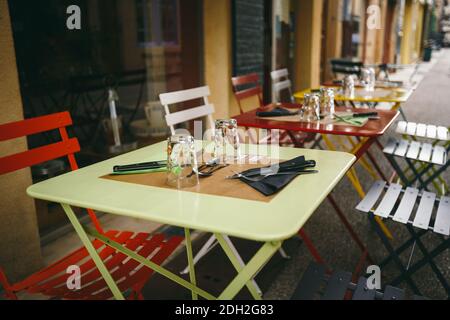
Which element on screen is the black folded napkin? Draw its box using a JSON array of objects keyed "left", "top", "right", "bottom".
[
  {"left": 256, "top": 107, "right": 298, "bottom": 117},
  {"left": 238, "top": 156, "right": 316, "bottom": 196}
]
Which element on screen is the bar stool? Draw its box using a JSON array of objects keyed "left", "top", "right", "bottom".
[
  {"left": 355, "top": 180, "right": 450, "bottom": 298},
  {"left": 292, "top": 262, "right": 428, "bottom": 300}
]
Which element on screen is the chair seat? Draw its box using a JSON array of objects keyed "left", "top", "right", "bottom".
[
  {"left": 395, "top": 121, "right": 449, "bottom": 141},
  {"left": 291, "top": 262, "right": 427, "bottom": 300},
  {"left": 356, "top": 181, "right": 450, "bottom": 236},
  {"left": 383, "top": 138, "right": 448, "bottom": 165},
  {"left": 7, "top": 230, "right": 183, "bottom": 300}
]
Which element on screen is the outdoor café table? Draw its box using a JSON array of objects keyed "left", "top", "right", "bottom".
[
  {"left": 26, "top": 141, "right": 355, "bottom": 300},
  {"left": 294, "top": 86, "right": 412, "bottom": 120},
  {"left": 233, "top": 107, "right": 400, "bottom": 240}
]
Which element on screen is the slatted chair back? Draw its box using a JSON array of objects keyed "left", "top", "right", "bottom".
[
  {"left": 0, "top": 111, "right": 103, "bottom": 233},
  {"left": 270, "top": 68, "right": 294, "bottom": 103},
  {"left": 231, "top": 73, "right": 264, "bottom": 114},
  {"left": 330, "top": 59, "right": 363, "bottom": 78},
  {"left": 159, "top": 86, "right": 215, "bottom": 136}
]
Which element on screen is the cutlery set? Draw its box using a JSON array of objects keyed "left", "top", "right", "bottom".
[{"left": 113, "top": 156, "right": 318, "bottom": 182}]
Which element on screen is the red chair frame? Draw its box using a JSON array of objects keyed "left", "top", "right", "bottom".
[
  {"left": 231, "top": 73, "right": 315, "bottom": 147},
  {"left": 231, "top": 73, "right": 264, "bottom": 114},
  {"left": 0, "top": 111, "right": 183, "bottom": 300}
]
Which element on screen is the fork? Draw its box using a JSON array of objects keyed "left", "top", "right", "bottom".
[{"left": 228, "top": 169, "right": 318, "bottom": 182}]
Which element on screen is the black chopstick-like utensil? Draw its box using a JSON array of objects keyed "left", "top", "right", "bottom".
[{"left": 113, "top": 160, "right": 167, "bottom": 173}]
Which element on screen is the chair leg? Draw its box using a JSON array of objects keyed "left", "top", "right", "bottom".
[
  {"left": 179, "top": 234, "right": 264, "bottom": 295},
  {"left": 368, "top": 214, "right": 422, "bottom": 295},
  {"left": 393, "top": 225, "right": 450, "bottom": 296},
  {"left": 398, "top": 106, "right": 408, "bottom": 121},
  {"left": 297, "top": 229, "right": 326, "bottom": 265},
  {"left": 180, "top": 234, "right": 218, "bottom": 275},
  {"left": 223, "top": 235, "right": 263, "bottom": 296},
  {"left": 390, "top": 236, "right": 450, "bottom": 296},
  {"left": 327, "top": 195, "right": 374, "bottom": 264},
  {"left": 278, "top": 247, "right": 290, "bottom": 259},
  {"left": 0, "top": 267, "right": 17, "bottom": 300},
  {"left": 379, "top": 229, "right": 428, "bottom": 269}
]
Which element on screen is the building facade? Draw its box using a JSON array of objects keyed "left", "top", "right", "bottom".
[{"left": 0, "top": 0, "right": 435, "bottom": 279}]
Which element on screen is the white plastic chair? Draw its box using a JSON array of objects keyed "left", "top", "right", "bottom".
[{"left": 270, "top": 68, "right": 295, "bottom": 103}]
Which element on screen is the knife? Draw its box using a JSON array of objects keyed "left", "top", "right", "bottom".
[{"left": 228, "top": 162, "right": 316, "bottom": 179}]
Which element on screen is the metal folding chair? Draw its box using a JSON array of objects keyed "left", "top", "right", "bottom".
[
  {"left": 330, "top": 59, "right": 363, "bottom": 79},
  {"left": 0, "top": 112, "right": 183, "bottom": 300},
  {"left": 356, "top": 180, "right": 450, "bottom": 298},
  {"left": 292, "top": 262, "right": 428, "bottom": 300},
  {"left": 270, "top": 68, "right": 295, "bottom": 103},
  {"left": 231, "top": 72, "right": 312, "bottom": 147},
  {"left": 382, "top": 121, "right": 449, "bottom": 193}
]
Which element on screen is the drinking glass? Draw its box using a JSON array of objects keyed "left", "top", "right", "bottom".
[
  {"left": 166, "top": 134, "right": 199, "bottom": 188},
  {"left": 301, "top": 93, "right": 320, "bottom": 122},
  {"left": 213, "top": 119, "right": 241, "bottom": 163},
  {"left": 342, "top": 75, "right": 355, "bottom": 98},
  {"left": 320, "top": 87, "right": 335, "bottom": 119},
  {"left": 361, "top": 67, "right": 376, "bottom": 91}
]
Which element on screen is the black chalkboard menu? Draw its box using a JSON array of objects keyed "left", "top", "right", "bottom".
[{"left": 232, "top": 0, "right": 266, "bottom": 81}]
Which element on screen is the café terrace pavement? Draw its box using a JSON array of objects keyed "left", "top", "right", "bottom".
[
  {"left": 263, "top": 49, "right": 450, "bottom": 300},
  {"left": 28, "top": 49, "right": 449, "bottom": 301}
]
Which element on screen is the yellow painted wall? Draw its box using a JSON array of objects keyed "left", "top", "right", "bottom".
[
  {"left": 323, "top": 0, "right": 343, "bottom": 81},
  {"left": 203, "top": 0, "right": 237, "bottom": 119},
  {"left": 0, "top": 0, "right": 43, "bottom": 281},
  {"left": 400, "top": 0, "right": 426, "bottom": 64},
  {"left": 414, "top": 2, "right": 425, "bottom": 59},
  {"left": 293, "top": 0, "right": 323, "bottom": 91}
]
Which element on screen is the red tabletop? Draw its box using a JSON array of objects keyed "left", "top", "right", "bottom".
[{"left": 233, "top": 106, "right": 399, "bottom": 138}]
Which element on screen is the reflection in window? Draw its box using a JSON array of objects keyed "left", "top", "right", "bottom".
[{"left": 135, "top": 0, "right": 179, "bottom": 47}]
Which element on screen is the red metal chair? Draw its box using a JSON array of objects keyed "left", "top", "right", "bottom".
[
  {"left": 231, "top": 73, "right": 265, "bottom": 114},
  {"left": 0, "top": 111, "right": 183, "bottom": 300},
  {"left": 231, "top": 73, "right": 314, "bottom": 147}
]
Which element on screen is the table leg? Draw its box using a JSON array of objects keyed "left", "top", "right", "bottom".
[
  {"left": 214, "top": 235, "right": 281, "bottom": 300},
  {"left": 322, "top": 135, "right": 393, "bottom": 239},
  {"left": 86, "top": 226, "right": 216, "bottom": 300},
  {"left": 392, "top": 102, "right": 407, "bottom": 121},
  {"left": 61, "top": 203, "right": 125, "bottom": 300}
]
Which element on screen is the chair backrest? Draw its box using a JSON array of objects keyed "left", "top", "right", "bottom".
[
  {"left": 0, "top": 111, "right": 103, "bottom": 233},
  {"left": 270, "top": 68, "right": 294, "bottom": 103},
  {"left": 159, "top": 86, "right": 215, "bottom": 136},
  {"left": 231, "top": 73, "right": 264, "bottom": 114}
]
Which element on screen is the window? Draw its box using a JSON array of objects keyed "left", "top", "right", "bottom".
[{"left": 135, "top": 0, "right": 179, "bottom": 47}]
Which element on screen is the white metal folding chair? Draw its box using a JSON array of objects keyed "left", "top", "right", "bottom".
[
  {"left": 270, "top": 68, "right": 295, "bottom": 103},
  {"left": 355, "top": 180, "right": 450, "bottom": 298}
]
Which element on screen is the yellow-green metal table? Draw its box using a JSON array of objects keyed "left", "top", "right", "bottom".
[
  {"left": 294, "top": 86, "right": 412, "bottom": 118},
  {"left": 27, "top": 141, "right": 355, "bottom": 300}
]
